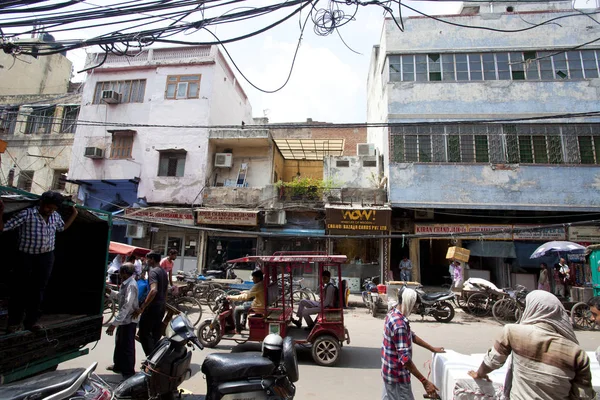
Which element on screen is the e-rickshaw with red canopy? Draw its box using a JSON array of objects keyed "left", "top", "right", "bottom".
[{"left": 196, "top": 253, "right": 351, "bottom": 366}]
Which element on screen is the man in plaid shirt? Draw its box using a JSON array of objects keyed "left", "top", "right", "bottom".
[
  {"left": 382, "top": 288, "right": 445, "bottom": 399},
  {"left": 0, "top": 191, "right": 78, "bottom": 333}
]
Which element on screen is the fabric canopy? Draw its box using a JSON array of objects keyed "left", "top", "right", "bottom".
[
  {"left": 465, "top": 241, "right": 517, "bottom": 258},
  {"left": 109, "top": 241, "right": 151, "bottom": 257}
]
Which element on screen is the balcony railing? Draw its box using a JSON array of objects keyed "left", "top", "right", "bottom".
[{"left": 85, "top": 46, "right": 213, "bottom": 68}]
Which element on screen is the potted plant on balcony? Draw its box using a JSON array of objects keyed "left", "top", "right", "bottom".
[{"left": 275, "top": 177, "right": 335, "bottom": 201}]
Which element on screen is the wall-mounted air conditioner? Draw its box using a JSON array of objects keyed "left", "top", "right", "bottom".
[
  {"left": 101, "top": 90, "right": 122, "bottom": 104},
  {"left": 84, "top": 147, "right": 104, "bottom": 159},
  {"left": 357, "top": 143, "right": 376, "bottom": 156},
  {"left": 214, "top": 153, "right": 233, "bottom": 168},
  {"left": 265, "top": 210, "right": 286, "bottom": 225},
  {"left": 126, "top": 224, "right": 145, "bottom": 238}
]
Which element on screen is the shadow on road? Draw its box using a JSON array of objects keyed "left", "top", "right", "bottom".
[{"left": 296, "top": 345, "right": 381, "bottom": 369}]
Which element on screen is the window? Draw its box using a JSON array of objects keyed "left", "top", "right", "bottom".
[
  {"left": 0, "top": 107, "right": 18, "bottom": 135},
  {"left": 336, "top": 160, "right": 350, "bottom": 167},
  {"left": 17, "top": 170, "right": 34, "bottom": 191},
  {"left": 93, "top": 80, "right": 146, "bottom": 104},
  {"left": 60, "top": 106, "right": 79, "bottom": 133},
  {"left": 389, "top": 50, "right": 600, "bottom": 83},
  {"left": 158, "top": 151, "right": 186, "bottom": 177},
  {"left": 165, "top": 75, "right": 201, "bottom": 99},
  {"left": 52, "top": 169, "right": 68, "bottom": 191},
  {"left": 110, "top": 131, "right": 134, "bottom": 159},
  {"left": 25, "top": 106, "right": 55, "bottom": 134}
]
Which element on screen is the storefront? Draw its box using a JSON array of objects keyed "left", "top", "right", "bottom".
[
  {"left": 414, "top": 223, "right": 567, "bottom": 289},
  {"left": 195, "top": 208, "right": 260, "bottom": 273},
  {"left": 326, "top": 205, "right": 391, "bottom": 292},
  {"left": 125, "top": 207, "right": 200, "bottom": 273}
]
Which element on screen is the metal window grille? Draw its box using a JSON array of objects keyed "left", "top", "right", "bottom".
[
  {"left": 389, "top": 50, "right": 600, "bottom": 83},
  {"left": 0, "top": 108, "right": 18, "bottom": 135},
  {"left": 25, "top": 107, "right": 55, "bottom": 134},
  {"left": 60, "top": 106, "right": 79, "bottom": 133},
  {"left": 93, "top": 80, "right": 146, "bottom": 104}
]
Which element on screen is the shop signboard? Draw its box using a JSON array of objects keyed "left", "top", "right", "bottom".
[
  {"left": 414, "top": 224, "right": 511, "bottom": 239},
  {"left": 326, "top": 207, "right": 391, "bottom": 234},
  {"left": 196, "top": 209, "right": 258, "bottom": 226},
  {"left": 125, "top": 207, "right": 195, "bottom": 226},
  {"left": 513, "top": 225, "right": 566, "bottom": 241},
  {"left": 414, "top": 224, "right": 467, "bottom": 235},
  {"left": 466, "top": 225, "right": 512, "bottom": 240},
  {"left": 568, "top": 226, "right": 600, "bottom": 243}
]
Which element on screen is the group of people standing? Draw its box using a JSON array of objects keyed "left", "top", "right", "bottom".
[
  {"left": 105, "top": 249, "right": 178, "bottom": 379},
  {"left": 538, "top": 258, "right": 573, "bottom": 300}
]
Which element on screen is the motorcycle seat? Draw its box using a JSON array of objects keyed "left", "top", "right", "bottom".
[
  {"left": 419, "top": 291, "right": 452, "bottom": 301},
  {"left": 0, "top": 368, "right": 85, "bottom": 400},
  {"left": 205, "top": 270, "right": 223, "bottom": 275},
  {"left": 202, "top": 352, "right": 275, "bottom": 381}
]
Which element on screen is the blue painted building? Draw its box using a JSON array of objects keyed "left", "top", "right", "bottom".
[{"left": 367, "top": 1, "right": 600, "bottom": 287}]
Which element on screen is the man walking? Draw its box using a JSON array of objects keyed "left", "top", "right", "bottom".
[
  {"left": 382, "top": 288, "right": 444, "bottom": 399},
  {"left": 106, "top": 263, "right": 139, "bottom": 379},
  {"left": 135, "top": 253, "right": 168, "bottom": 356},
  {"left": 160, "top": 249, "right": 177, "bottom": 287},
  {"left": 399, "top": 256, "right": 412, "bottom": 282},
  {"left": 0, "top": 191, "right": 77, "bottom": 333}
]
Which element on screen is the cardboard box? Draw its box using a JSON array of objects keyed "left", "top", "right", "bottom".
[{"left": 446, "top": 246, "right": 470, "bottom": 262}]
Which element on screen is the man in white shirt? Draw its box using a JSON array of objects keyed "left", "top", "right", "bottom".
[
  {"left": 105, "top": 263, "right": 139, "bottom": 378},
  {"left": 559, "top": 258, "right": 571, "bottom": 300},
  {"left": 399, "top": 257, "right": 412, "bottom": 282}
]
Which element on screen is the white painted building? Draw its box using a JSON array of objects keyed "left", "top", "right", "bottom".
[{"left": 68, "top": 46, "right": 252, "bottom": 272}]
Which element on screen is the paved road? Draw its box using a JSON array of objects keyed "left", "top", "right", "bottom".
[{"left": 61, "top": 307, "right": 600, "bottom": 399}]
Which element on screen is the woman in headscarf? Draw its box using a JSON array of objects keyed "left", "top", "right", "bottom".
[
  {"left": 381, "top": 288, "right": 446, "bottom": 400},
  {"left": 469, "top": 290, "right": 594, "bottom": 399}
]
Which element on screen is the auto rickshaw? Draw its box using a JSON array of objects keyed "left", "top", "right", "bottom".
[{"left": 197, "top": 253, "right": 351, "bottom": 366}]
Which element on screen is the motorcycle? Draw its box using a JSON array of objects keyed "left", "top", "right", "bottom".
[
  {"left": 0, "top": 314, "right": 298, "bottom": 400},
  {"left": 197, "top": 294, "right": 241, "bottom": 347},
  {"left": 400, "top": 285, "right": 456, "bottom": 323},
  {"left": 361, "top": 276, "right": 383, "bottom": 318},
  {"left": 203, "top": 262, "right": 238, "bottom": 280}
]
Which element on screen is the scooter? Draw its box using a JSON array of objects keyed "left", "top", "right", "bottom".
[
  {"left": 203, "top": 262, "right": 237, "bottom": 280},
  {"left": 0, "top": 315, "right": 298, "bottom": 400},
  {"left": 361, "top": 276, "right": 383, "bottom": 317},
  {"left": 197, "top": 294, "right": 241, "bottom": 347},
  {"left": 409, "top": 285, "right": 456, "bottom": 323}
]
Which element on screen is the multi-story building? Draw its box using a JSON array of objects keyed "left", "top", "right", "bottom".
[
  {"left": 367, "top": 1, "right": 600, "bottom": 288},
  {"left": 0, "top": 36, "right": 80, "bottom": 195},
  {"left": 68, "top": 45, "right": 253, "bottom": 270}
]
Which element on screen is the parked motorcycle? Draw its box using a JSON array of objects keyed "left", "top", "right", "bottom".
[
  {"left": 203, "top": 262, "right": 237, "bottom": 280},
  {"left": 400, "top": 285, "right": 456, "bottom": 323},
  {"left": 361, "top": 276, "right": 383, "bottom": 318},
  {"left": 197, "top": 294, "right": 241, "bottom": 347},
  {"left": 0, "top": 315, "right": 298, "bottom": 400}
]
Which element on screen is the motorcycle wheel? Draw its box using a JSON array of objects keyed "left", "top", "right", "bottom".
[
  {"left": 173, "top": 296, "right": 203, "bottom": 327},
  {"left": 432, "top": 301, "right": 455, "bottom": 323},
  {"left": 311, "top": 335, "right": 341, "bottom": 367},
  {"left": 371, "top": 300, "right": 378, "bottom": 318},
  {"left": 197, "top": 320, "right": 222, "bottom": 348}
]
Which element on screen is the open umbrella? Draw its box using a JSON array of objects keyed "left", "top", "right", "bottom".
[{"left": 530, "top": 240, "right": 585, "bottom": 259}]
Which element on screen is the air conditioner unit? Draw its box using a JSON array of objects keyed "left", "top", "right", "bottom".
[
  {"left": 84, "top": 147, "right": 104, "bottom": 159},
  {"left": 414, "top": 209, "right": 434, "bottom": 220},
  {"left": 101, "top": 90, "right": 122, "bottom": 104},
  {"left": 214, "top": 153, "right": 233, "bottom": 168},
  {"left": 357, "top": 143, "right": 376, "bottom": 156},
  {"left": 126, "top": 224, "right": 145, "bottom": 239},
  {"left": 265, "top": 210, "right": 286, "bottom": 225}
]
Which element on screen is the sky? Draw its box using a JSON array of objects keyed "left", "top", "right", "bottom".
[{"left": 52, "top": 1, "right": 462, "bottom": 123}]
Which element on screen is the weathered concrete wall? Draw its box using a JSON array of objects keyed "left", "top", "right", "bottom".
[
  {"left": 211, "top": 144, "right": 273, "bottom": 188},
  {"left": 282, "top": 160, "right": 323, "bottom": 181},
  {"left": 69, "top": 46, "right": 252, "bottom": 205},
  {"left": 324, "top": 155, "right": 381, "bottom": 188},
  {"left": 0, "top": 50, "right": 71, "bottom": 95},
  {"left": 202, "top": 187, "right": 264, "bottom": 207},
  {"left": 389, "top": 164, "right": 600, "bottom": 211}
]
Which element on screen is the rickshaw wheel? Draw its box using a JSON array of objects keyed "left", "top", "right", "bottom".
[
  {"left": 103, "top": 297, "right": 116, "bottom": 326},
  {"left": 197, "top": 320, "right": 222, "bottom": 348},
  {"left": 571, "top": 302, "right": 595, "bottom": 331},
  {"left": 311, "top": 335, "right": 341, "bottom": 367}
]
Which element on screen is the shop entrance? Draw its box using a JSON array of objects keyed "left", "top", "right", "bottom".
[
  {"left": 419, "top": 239, "right": 453, "bottom": 286},
  {"left": 390, "top": 238, "right": 410, "bottom": 281}
]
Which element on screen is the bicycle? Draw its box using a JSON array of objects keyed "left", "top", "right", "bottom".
[
  {"left": 167, "top": 285, "right": 203, "bottom": 327},
  {"left": 492, "top": 285, "right": 528, "bottom": 325}
]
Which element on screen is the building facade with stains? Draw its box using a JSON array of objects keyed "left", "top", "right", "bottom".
[
  {"left": 0, "top": 37, "right": 80, "bottom": 196},
  {"left": 68, "top": 45, "right": 253, "bottom": 265},
  {"left": 367, "top": 1, "right": 600, "bottom": 288}
]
